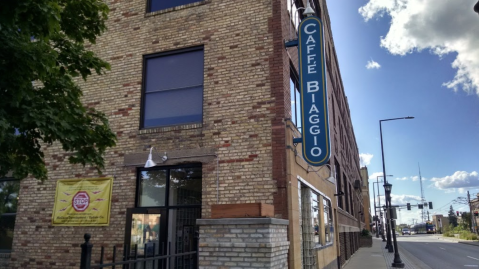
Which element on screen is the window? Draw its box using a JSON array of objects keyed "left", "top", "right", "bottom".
[
  {"left": 323, "top": 198, "right": 332, "bottom": 244},
  {"left": 126, "top": 164, "right": 201, "bottom": 267},
  {"left": 287, "top": 0, "right": 301, "bottom": 31},
  {"left": 343, "top": 173, "right": 349, "bottom": 212},
  {"left": 148, "top": 0, "right": 202, "bottom": 13},
  {"left": 335, "top": 160, "right": 343, "bottom": 209},
  {"left": 299, "top": 180, "right": 333, "bottom": 267},
  {"left": 142, "top": 47, "right": 204, "bottom": 128},
  {"left": 0, "top": 178, "right": 19, "bottom": 252},
  {"left": 290, "top": 69, "right": 301, "bottom": 131}
]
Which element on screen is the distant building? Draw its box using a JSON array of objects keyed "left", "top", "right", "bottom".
[
  {"left": 360, "top": 166, "right": 371, "bottom": 232},
  {"left": 432, "top": 214, "right": 449, "bottom": 234}
]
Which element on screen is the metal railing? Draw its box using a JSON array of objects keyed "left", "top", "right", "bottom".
[{"left": 80, "top": 234, "right": 198, "bottom": 269}]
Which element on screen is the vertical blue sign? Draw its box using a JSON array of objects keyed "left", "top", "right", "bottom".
[{"left": 298, "top": 16, "right": 330, "bottom": 166}]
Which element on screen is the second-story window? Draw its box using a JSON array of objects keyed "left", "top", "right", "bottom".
[
  {"left": 290, "top": 70, "right": 301, "bottom": 132},
  {"left": 148, "top": 0, "right": 202, "bottom": 13},
  {"left": 141, "top": 47, "right": 204, "bottom": 129},
  {"left": 287, "top": 0, "right": 301, "bottom": 31}
]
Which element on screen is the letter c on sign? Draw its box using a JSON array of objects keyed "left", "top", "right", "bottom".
[{"left": 304, "top": 23, "right": 317, "bottom": 34}]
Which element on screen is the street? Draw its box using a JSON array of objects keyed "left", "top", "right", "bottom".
[{"left": 397, "top": 234, "right": 479, "bottom": 268}]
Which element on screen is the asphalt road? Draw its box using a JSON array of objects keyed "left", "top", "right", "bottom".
[{"left": 398, "top": 233, "right": 479, "bottom": 269}]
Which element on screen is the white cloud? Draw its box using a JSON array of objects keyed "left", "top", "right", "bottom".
[
  {"left": 391, "top": 194, "right": 422, "bottom": 205},
  {"left": 431, "top": 171, "right": 479, "bottom": 190},
  {"left": 359, "top": 0, "right": 479, "bottom": 96},
  {"left": 366, "top": 60, "right": 381, "bottom": 69},
  {"left": 394, "top": 176, "right": 427, "bottom": 182},
  {"left": 369, "top": 171, "right": 384, "bottom": 180},
  {"left": 360, "top": 153, "right": 374, "bottom": 166}
]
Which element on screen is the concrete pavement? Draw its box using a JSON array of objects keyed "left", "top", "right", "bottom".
[
  {"left": 344, "top": 235, "right": 479, "bottom": 269},
  {"left": 343, "top": 237, "right": 428, "bottom": 269}
]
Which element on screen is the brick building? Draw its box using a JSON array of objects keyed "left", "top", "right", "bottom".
[
  {"left": 1, "top": 0, "right": 363, "bottom": 268},
  {"left": 360, "top": 167, "right": 371, "bottom": 232}
]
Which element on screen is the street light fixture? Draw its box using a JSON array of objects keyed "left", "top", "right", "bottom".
[
  {"left": 380, "top": 116, "right": 413, "bottom": 266},
  {"left": 373, "top": 175, "right": 392, "bottom": 239},
  {"left": 475, "top": 1, "right": 479, "bottom": 14}
]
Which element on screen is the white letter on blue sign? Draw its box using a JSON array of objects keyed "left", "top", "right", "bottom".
[
  {"left": 310, "top": 125, "right": 321, "bottom": 135},
  {"left": 307, "top": 81, "right": 319, "bottom": 92},
  {"left": 311, "top": 147, "right": 322, "bottom": 157},
  {"left": 305, "top": 24, "right": 317, "bottom": 34},
  {"left": 309, "top": 115, "right": 319, "bottom": 124}
]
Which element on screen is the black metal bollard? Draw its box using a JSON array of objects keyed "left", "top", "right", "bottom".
[{"left": 80, "top": 233, "right": 93, "bottom": 269}]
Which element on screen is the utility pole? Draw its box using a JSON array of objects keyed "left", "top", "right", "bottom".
[
  {"left": 468, "top": 191, "right": 474, "bottom": 233},
  {"left": 419, "top": 164, "right": 426, "bottom": 223}
]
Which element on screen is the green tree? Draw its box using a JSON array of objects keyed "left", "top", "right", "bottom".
[
  {"left": 0, "top": 0, "right": 116, "bottom": 181},
  {"left": 448, "top": 205, "right": 458, "bottom": 227},
  {"left": 460, "top": 212, "right": 472, "bottom": 230}
]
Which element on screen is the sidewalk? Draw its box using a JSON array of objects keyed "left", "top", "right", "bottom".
[
  {"left": 343, "top": 237, "right": 423, "bottom": 269},
  {"left": 343, "top": 235, "right": 479, "bottom": 269},
  {"left": 343, "top": 237, "right": 387, "bottom": 269}
]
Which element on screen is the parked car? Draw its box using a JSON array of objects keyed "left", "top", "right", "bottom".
[{"left": 402, "top": 228, "right": 411, "bottom": 235}]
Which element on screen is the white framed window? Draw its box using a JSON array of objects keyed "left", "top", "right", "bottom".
[
  {"left": 287, "top": 0, "right": 301, "bottom": 31},
  {"left": 323, "top": 197, "right": 333, "bottom": 244}
]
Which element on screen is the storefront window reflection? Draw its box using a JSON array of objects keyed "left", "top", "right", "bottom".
[
  {"left": 130, "top": 213, "right": 160, "bottom": 256},
  {"left": 0, "top": 179, "right": 19, "bottom": 252}
]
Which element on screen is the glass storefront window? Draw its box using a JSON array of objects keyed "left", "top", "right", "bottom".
[
  {"left": 0, "top": 179, "right": 19, "bottom": 252},
  {"left": 130, "top": 213, "right": 161, "bottom": 256},
  {"left": 168, "top": 167, "right": 202, "bottom": 206},
  {"left": 138, "top": 170, "right": 167, "bottom": 206},
  {"left": 311, "top": 192, "right": 320, "bottom": 244}
]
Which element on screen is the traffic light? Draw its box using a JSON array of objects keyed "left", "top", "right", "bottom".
[
  {"left": 407, "top": 203, "right": 411, "bottom": 210},
  {"left": 456, "top": 211, "right": 459, "bottom": 216},
  {"left": 429, "top": 202, "right": 433, "bottom": 209},
  {"left": 418, "top": 204, "right": 423, "bottom": 209},
  {"left": 475, "top": 211, "right": 478, "bottom": 217}
]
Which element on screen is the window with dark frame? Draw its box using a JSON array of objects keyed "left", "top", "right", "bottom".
[
  {"left": 290, "top": 68, "right": 302, "bottom": 132},
  {"left": 141, "top": 47, "right": 204, "bottom": 129},
  {"left": 148, "top": 0, "right": 202, "bottom": 13},
  {"left": 0, "top": 178, "right": 19, "bottom": 252},
  {"left": 125, "top": 164, "right": 202, "bottom": 267}
]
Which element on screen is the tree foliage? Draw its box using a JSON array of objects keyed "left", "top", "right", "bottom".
[
  {"left": 0, "top": 0, "right": 116, "bottom": 181},
  {"left": 448, "top": 205, "right": 458, "bottom": 227}
]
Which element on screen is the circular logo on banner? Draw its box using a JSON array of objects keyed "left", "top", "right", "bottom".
[{"left": 72, "top": 191, "right": 90, "bottom": 212}]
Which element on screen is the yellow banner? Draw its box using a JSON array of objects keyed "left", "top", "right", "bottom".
[{"left": 52, "top": 177, "right": 113, "bottom": 226}]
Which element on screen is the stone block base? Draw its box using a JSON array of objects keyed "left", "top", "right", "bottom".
[{"left": 196, "top": 218, "right": 289, "bottom": 269}]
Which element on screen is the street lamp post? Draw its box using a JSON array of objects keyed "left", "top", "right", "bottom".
[
  {"left": 373, "top": 175, "right": 392, "bottom": 239},
  {"left": 372, "top": 181, "right": 380, "bottom": 238},
  {"left": 380, "top": 117, "right": 413, "bottom": 266},
  {"left": 384, "top": 183, "right": 404, "bottom": 268}
]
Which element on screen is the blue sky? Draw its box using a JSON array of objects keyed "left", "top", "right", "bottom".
[{"left": 327, "top": 0, "right": 479, "bottom": 225}]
